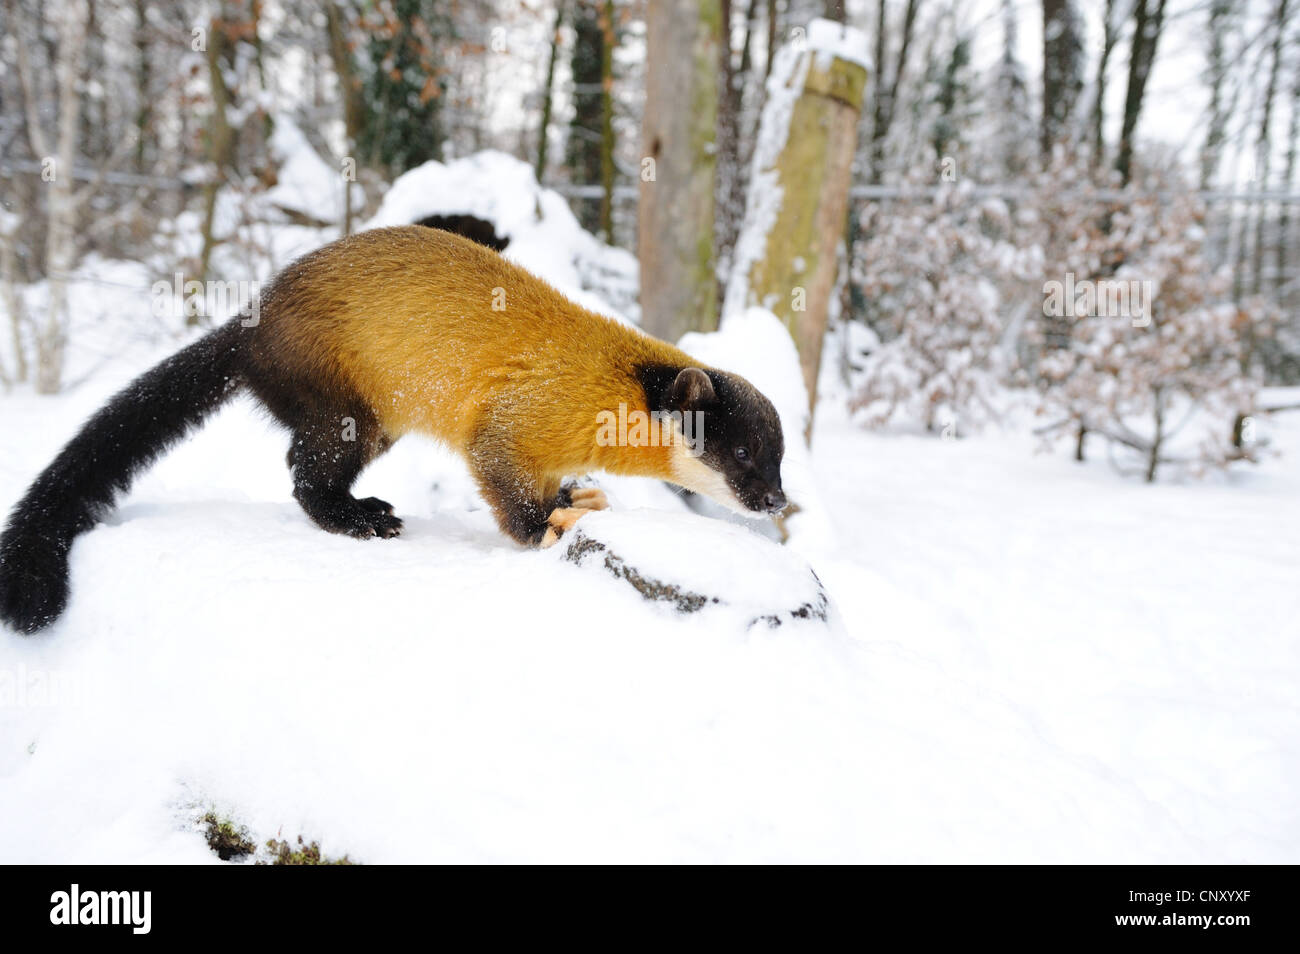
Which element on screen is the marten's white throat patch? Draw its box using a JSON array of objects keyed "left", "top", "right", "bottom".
[{"left": 669, "top": 440, "right": 751, "bottom": 516}]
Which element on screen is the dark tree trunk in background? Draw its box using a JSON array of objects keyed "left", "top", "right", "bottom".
[
  {"left": 535, "top": 0, "right": 566, "bottom": 183},
  {"left": 326, "top": 0, "right": 365, "bottom": 236},
  {"left": 716, "top": 0, "right": 761, "bottom": 303},
  {"left": 1253, "top": 0, "right": 1291, "bottom": 294},
  {"left": 1091, "top": 0, "right": 1119, "bottom": 166},
  {"left": 133, "top": 0, "right": 152, "bottom": 172},
  {"left": 197, "top": 10, "right": 235, "bottom": 291},
  {"left": 1278, "top": 48, "right": 1300, "bottom": 293},
  {"left": 566, "top": 0, "right": 605, "bottom": 235},
  {"left": 598, "top": 0, "right": 616, "bottom": 241},
  {"left": 765, "top": 0, "right": 778, "bottom": 81},
  {"left": 1200, "top": 0, "right": 1237, "bottom": 188},
  {"left": 1117, "top": 0, "right": 1168, "bottom": 186},
  {"left": 1041, "top": 0, "right": 1084, "bottom": 157},
  {"left": 869, "top": 0, "right": 921, "bottom": 180}
]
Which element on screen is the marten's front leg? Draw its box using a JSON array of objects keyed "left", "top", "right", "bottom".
[
  {"left": 468, "top": 427, "right": 560, "bottom": 546},
  {"left": 468, "top": 427, "right": 608, "bottom": 548},
  {"left": 539, "top": 486, "right": 609, "bottom": 548}
]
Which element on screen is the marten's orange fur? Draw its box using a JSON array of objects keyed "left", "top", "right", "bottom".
[{"left": 262, "top": 226, "right": 698, "bottom": 499}]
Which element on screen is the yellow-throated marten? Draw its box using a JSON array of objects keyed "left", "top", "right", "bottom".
[{"left": 0, "top": 226, "right": 786, "bottom": 633}]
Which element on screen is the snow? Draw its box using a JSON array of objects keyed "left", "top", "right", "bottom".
[
  {"left": 263, "top": 117, "right": 362, "bottom": 225},
  {"left": 3, "top": 361, "right": 1296, "bottom": 862},
  {"left": 1, "top": 149, "right": 1298, "bottom": 864},
  {"left": 367, "top": 150, "right": 639, "bottom": 321},
  {"left": 805, "top": 17, "right": 871, "bottom": 73}
]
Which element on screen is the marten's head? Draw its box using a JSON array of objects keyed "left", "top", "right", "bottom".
[{"left": 641, "top": 365, "right": 787, "bottom": 516}]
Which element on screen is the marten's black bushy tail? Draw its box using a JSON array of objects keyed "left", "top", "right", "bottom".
[{"left": 0, "top": 320, "right": 247, "bottom": 633}]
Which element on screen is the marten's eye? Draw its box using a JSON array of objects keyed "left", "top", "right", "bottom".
[{"left": 735, "top": 446, "right": 750, "bottom": 463}]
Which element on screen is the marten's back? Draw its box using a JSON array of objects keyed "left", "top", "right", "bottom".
[{"left": 254, "top": 226, "right": 692, "bottom": 455}]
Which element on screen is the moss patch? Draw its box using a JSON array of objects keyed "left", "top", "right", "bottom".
[
  {"left": 201, "top": 812, "right": 257, "bottom": 861},
  {"left": 259, "top": 836, "right": 355, "bottom": 866}
]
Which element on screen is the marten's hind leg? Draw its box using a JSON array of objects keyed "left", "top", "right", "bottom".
[{"left": 287, "top": 408, "right": 401, "bottom": 539}]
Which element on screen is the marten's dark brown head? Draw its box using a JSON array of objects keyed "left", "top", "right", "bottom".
[{"left": 640, "top": 365, "right": 787, "bottom": 515}]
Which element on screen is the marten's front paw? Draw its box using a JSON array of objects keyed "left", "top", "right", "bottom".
[
  {"left": 568, "top": 487, "right": 608, "bottom": 511},
  {"left": 540, "top": 506, "right": 594, "bottom": 549},
  {"left": 341, "top": 508, "right": 403, "bottom": 539}
]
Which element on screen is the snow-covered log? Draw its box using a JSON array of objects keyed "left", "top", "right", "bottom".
[{"left": 558, "top": 511, "right": 829, "bottom": 629}]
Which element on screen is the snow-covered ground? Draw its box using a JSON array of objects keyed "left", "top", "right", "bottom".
[{"left": 1, "top": 158, "right": 1297, "bottom": 863}]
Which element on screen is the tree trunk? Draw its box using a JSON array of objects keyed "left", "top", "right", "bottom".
[
  {"left": 326, "top": 1, "right": 364, "bottom": 237},
  {"left": 134, "top": 0, "right": 152, "bottom": 172},
  {"left": 0, "top": 219, "right": 27, "bottom": 386},
  {"left": 638, "top": 0, "right": 721, "bottom": 342},
  {"left": 567, "top": 0, "right": 606, "bottom": 235},
  {"left": 1116, "top": 0, "right": 1168, "bottom": 186},
  {"left": 1279, "top": 45, "right": 1300, "bottom": 293},
  {"left": 868, "top": 0, "right": 921, "bottom": 181},
  {"left": 535, "top": 0, "right": 566, "bottom": 183},
  {"left": 765, "top": 0, "right": 778, "bottom": 81},
  {"left": 1145, "top": 387, "right": 1164, "bottom": 483},
  {"left": 730, "top": 22, "right": 869, "bottom": 436},
  {"left": 1253, "top": 0, "right": 1291, "bottom": 294},
  {"left": 1199, "top": 0, "right": 1236, "bottom": 188},
  {"left": 198, "top": 11, "right": 235, "bottom": 293},
  {"left": 1041, "top": 0, "right": 1085, "bottom": 156},
  {"left": 1091, "top": 0, "right": 1119, "bottom": 166},
  {"left": 598, "top": 0, "right": 616, "bottom": 240},
  {"left": 35, "top": 4, "right": 88, "bottom": 394}
]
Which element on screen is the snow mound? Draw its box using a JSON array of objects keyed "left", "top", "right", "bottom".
[
  {"left": 263, "top": 117, "right": 361, "bottom": 225},
  {"left": 558, "top": 510, "right": 829, "bottom": 628},
  {"left": 365, "top": 150, "right": 638, "bottom": 320},
  {"left": 680, "top": 307, "right": 834, "bottom": 553}
]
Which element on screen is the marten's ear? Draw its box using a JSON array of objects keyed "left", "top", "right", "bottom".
[{"left": 670, "top": 367, "right": 715, "bottom": 411}]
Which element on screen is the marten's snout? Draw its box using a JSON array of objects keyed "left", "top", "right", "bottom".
[{"left": 762, "top": 490, "right": 787, "bottom": 513}]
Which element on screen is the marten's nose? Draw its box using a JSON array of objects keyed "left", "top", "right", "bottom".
[{"left": 763, "top": 491, "right": 786, "bottom": 512}]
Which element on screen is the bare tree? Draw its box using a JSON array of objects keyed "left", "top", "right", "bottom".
[
  {"left": 1200, "top": 0, "right": 1239, "bottom": 188},
  {"left": 869, "top": 0, "right": 923, "bottom": 180},
  {"left": 638, "top": 0, "right": 721, "bottom": 341},
  {"left": 1277, "top": 33, "right": 1300, "bottom": 294},
  {"left": 534, "top": 0, "right": 566, "bottom": 183},
  {"left": 326, "top": 0, "right": 366, "bottom": 236},
  {"left": 197, "top": 6, "right": 237, "bottom": 290},
  {"left": 16, "top": 0, "right": 89, "bottom": 393},
  {"left": 1116, "top": 0, "right": 1168, "bottom": 185},
  {"left": 0, "top": 212, "right": 26, "bottom": 388},
  {"left": 1253, "top": 0, "right": 1292, "bottom": 293},
  {"left": 1091, "top": 0, "right": 1127, "bottom": 165},
  {"left": 716, "top": 0, "right": 763, "bottom": 303},
  {"left": 598, "top": 0, "right": 616, "bottom": 240}
]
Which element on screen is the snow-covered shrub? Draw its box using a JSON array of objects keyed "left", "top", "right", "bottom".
[
  {"left": 1026, "top": 163, "right": 1274, "bottom": 481},
  {"left": 849, "top": 176, "right": 1035, "bottom": 434}
]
